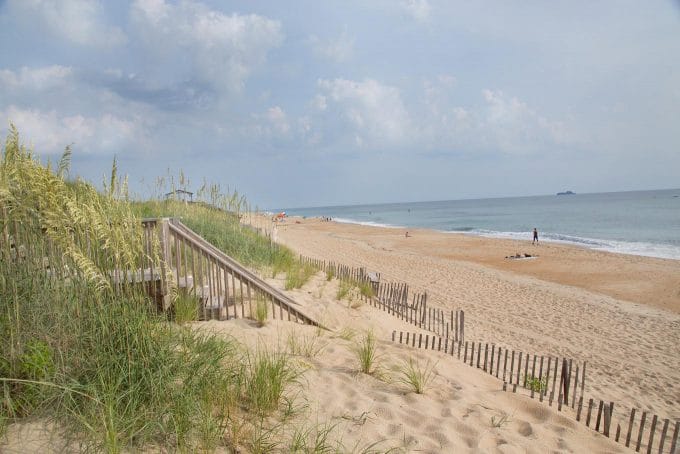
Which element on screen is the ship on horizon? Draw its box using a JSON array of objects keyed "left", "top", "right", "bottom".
[{"left": 556, "top": 190, "right": 575, "bottom": 195}]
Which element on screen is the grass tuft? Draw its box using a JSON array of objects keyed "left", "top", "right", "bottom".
[
  {"left": 491, "top": 411, "right": 512, "bottom": 428},
  {"left": 173, "top": 292, "right": 199, "bottom": 323},
  {"left": 244, "top": 348, "right": 298, "bottom": 414},
  {"left": 396, "top": 357, "right": 437, "bottom": 394},
  {"left": 285, "top": 263, "right": 316, "bottom": 290},
  {"left": 523, "top": 375, "right": 547, "bottom": 393},
  {"left": 287, "top": 330, "right": 326, "bottom": 358},
  {"left": 353, "top": 331, "right": 379, "bottom": 375},
  {"left": 254, "top": 297, "right": 269, "bottom": 327},
  {"left": 336, "top": 280, "right": 352, "bottom": 300}
]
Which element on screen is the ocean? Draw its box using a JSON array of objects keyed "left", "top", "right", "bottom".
[{"left": 282, "top": 189, "right": 680, "bottom": 261}]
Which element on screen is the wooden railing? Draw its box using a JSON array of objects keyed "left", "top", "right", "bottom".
[{"left": 142, "top": 218, "right": 322, "bottom": 327}]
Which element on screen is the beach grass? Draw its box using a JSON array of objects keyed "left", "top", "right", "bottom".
[
  {"left": 395, "top": 357, "right": 437, "bottom": 394},
  {"left": 0, "top": 127, "right": 302, "bottom": 452},
  {"left": 354, "top": 331, "right": 379, "bottom": 375},
  {"left": 287, "top": 330, "right": 326, "bottom": 358},
  {"left": 254, "top": 295, "right": 269, "bottom": 326}
]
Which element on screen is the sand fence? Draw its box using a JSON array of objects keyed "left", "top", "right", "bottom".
[{"left": 297, "top": 253, "right": 678, "bottom": 454}]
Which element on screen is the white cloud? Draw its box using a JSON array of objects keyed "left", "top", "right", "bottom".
[
  {"left": 309, "top": 28, "right": 355, "bottom": 63},
  {"left": 311, "top": 95, "right": 327, "bottom": 111},
  {"left": 2, "top": 105, "right": 142, "bottom": 155},
  {"left": 0, "top": 66, "right": 73, "bottom": 90},
  {"left": 6, "top": 0, "right": 126, "bottom": 47},
  {"left": 402, "top": 0, "right": 431, "bottom": 23},
  {"left": 251, "top": 106, "right": 290, "bottom": 137},
  {"left": 131, "top": 0, "right": 283, "bottom": 94},
  {"left": 480, "top": 89, "right": 572, "bottom": 153},
  {"left": 317, "top": 78, "right": 412, "bottom": 146}
]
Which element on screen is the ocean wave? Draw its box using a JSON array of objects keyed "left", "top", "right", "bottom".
[
  {"left": 448, "top": 226, "right": 476, "bottom": 232},
  {"left": 332, "top": 217, "right": 404, "bottom": 229},
  {"left": 469, "top": 230, "right": 680, "bottom": 260}
]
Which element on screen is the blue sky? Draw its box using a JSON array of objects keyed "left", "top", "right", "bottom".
[{"left": 1, "top": 0, "right": 679, "bottom": 209}]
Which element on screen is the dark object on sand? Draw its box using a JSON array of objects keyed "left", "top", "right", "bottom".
[{"left": 505, "top": 253, "right": 537, "bottom": 260}]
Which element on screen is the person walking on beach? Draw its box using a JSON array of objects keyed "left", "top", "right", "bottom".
[{"left": 532, "top": 228, "right": 539, "bottom": 244}]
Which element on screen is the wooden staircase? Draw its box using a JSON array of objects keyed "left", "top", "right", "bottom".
[{"left": 141, "top": 218, "right": 322, "bottom": 327}]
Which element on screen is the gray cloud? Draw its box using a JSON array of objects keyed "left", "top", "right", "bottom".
[
  {"left": 130, "top": 0, "right": 283, "bottom": 97},
  {"left": 6, "top": 0, "right": 126, "bottom": 47}
]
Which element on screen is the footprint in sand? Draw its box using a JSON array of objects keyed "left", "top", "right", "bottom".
[{"left": 516, "top": 420, "right": 533, "bottom": 437}]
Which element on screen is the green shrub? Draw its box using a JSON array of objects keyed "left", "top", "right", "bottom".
[{"left": 523, "top": 375, "right": 548, "bottom": 393}]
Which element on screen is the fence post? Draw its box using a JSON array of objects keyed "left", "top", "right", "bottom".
[{"left": 158, "top": 218, "right": 172, "bottom": 311}]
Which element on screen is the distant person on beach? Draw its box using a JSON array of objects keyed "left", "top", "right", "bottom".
[
  {"left": 405, "top": 231, "right": 410, "bottom": 238},
  {"left": 532, "top": 228, "right": 539, "bottom": 244}
]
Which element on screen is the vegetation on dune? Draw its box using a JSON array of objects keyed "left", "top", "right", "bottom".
[
  {"left": 0, "top": 127, "right": 414, "bottom": 453},
  {"left": 395, "top": 357, "right": 437, "bottom": 394},
  {"left": 354, "top": 331, "right": 380, "bottom": 376},
  {"left": 134, "top": 189, "right": 315, "bottom": 290},
  {"left": 0, "top": 128, "right": 306, "bottom": 452}
]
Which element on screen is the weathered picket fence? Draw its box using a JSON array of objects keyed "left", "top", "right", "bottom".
[
  {"left": 299, "top": 255, "right": 464, "bottom": 342},
  {"left": 389, "top": 330, "right": 678, "bottom": 453}
]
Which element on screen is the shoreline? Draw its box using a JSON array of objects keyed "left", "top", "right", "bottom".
[{"left": 318, "top": 216, "right": 680, "bottom": 262}]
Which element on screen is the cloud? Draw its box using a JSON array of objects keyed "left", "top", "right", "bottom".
[
  {"left": 131, "top": 0, "right": 283, "bottom": 95},
  {"left": 5, "top": 0, "right": 126, "bottom": 47},
  {"left": 0, "top": 66, "right": 74, "bottom": 90},
  {"left": 247, "top": 106, "right": 292, "bottom": 142},
  {"left": 402, "top": 0, "right": 431, "bottom": 23},
  {"left": 2, "top": 105, "right": 144, "bottom": 155},
  {"left": 479, "top": 89, "right": 573, "bottom": 154},
  {"left": 81, "top": 69, "right": 215, "bottom": 111},
  {"left": 316, "top": 78, "right": 412, "bottom": 146},
  {"left": 309, "top": 28, "right": 355, "bottom": 63}
]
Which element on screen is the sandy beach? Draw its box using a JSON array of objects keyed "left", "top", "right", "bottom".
[{"left": 268, "top": 216, "right": 680, "bottom": 426}]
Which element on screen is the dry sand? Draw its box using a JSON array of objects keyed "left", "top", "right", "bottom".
[
  {"left": 270, "top": 217, "right": 680, "bottom": 425},
  {"left": 194, "top": 271, "right": 626, "bottom": 453}
]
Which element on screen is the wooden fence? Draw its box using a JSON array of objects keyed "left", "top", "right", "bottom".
[
  {"left": 390, "top": 330, "right": 678, "bottom": 453},
  {"left": 141, "top": 218, "right": 322, "bottom": 327},
  {"left": 299, "top": 255, "right": 464, "bottom": 342}
]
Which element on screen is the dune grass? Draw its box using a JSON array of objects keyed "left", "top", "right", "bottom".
[
  {"left": 354, "top": 331, "right": 380, "bottom": 375},
  {"left": 133, "top": 197, "right": 316, "bottom": 290},
  {"left": 173, "top": 291, "right": 200, "bottom": 323},
  {"left": 287, "top": 329, "right": 326, "bottom": 358},
  {"left": 254, "top": 296, "right": 269, "bottom": 327},
  {"left": 0, "top": 128, "right": 302, "bottom": 452},
  {"left": 396, "top": 357, "right": 437, "bottom": 394}
]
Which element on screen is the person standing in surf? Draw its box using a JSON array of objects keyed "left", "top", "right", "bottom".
[{"left": 532, "top": 228, "right": 539, "bottom": 244}]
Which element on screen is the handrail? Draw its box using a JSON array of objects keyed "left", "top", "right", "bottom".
[
  {"left": 147, "top": 217, "right": 323, "bottom": 328},
  {"left": 167, "top": 221, "right": 307, "bottom": 310}
]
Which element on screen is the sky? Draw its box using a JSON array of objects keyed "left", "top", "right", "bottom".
[{"left": 1, "top": 0, "right": 679, "bottom": 209}]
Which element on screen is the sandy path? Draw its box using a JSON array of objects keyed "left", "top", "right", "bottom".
[{"left": 273, "top": 218, "right": 680, "bottom": 422}]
